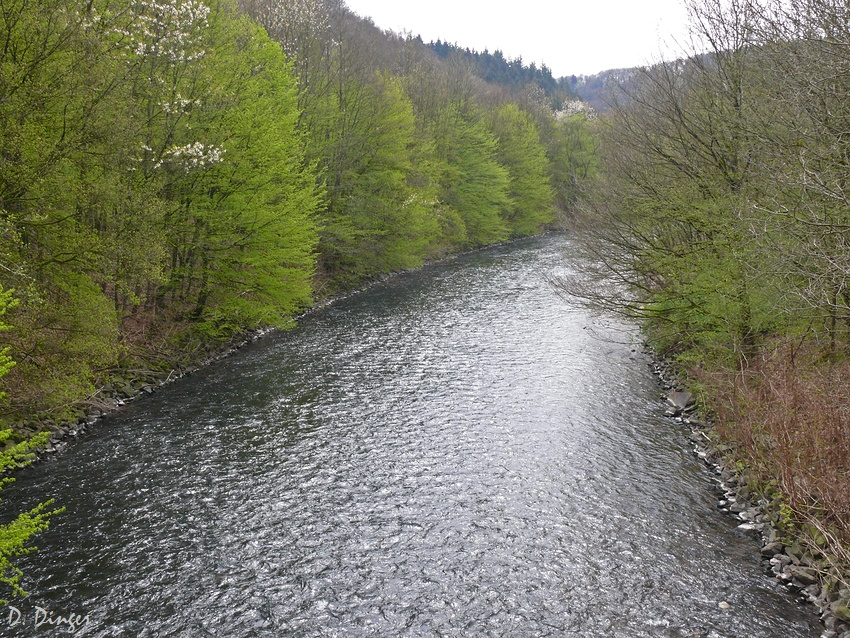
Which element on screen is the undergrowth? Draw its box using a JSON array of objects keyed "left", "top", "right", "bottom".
[{"left": 694, "top": 342, "right": 850, "bottom": 588}]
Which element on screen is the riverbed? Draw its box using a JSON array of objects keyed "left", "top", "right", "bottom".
[{"left": 0, "top": 234, "right": 820, "bottom": 636}]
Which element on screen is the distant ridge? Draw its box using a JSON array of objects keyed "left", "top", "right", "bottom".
[
  {"left": 427, "top": 40, "right": 577, "bottom": 109},
  {"left": 570, "top": 68, "right": 641, "bottom": 112}
]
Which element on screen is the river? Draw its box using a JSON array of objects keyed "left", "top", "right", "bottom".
[{"left": 0, "top": 234, "right": 820, "bottom": 637}]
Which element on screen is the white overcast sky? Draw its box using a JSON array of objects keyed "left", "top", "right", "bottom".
[{"left": 344, "top": 0, "right": 692, "bottom": 77}]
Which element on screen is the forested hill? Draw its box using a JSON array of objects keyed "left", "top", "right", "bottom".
[
  {"left": 571, "top": 68, "right": 639, "bottom": 111},
  {"left": 0, "top": 0, "right": 598, "bottom": 433},
  {"left": 428, "top": 40, "right": 576, "bottom": 109},
  {"left": 424, "top": 38, "right": 636, "bottom": 113}
]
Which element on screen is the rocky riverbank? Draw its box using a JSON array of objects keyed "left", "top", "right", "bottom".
[
  {"left": 22, "top": 327, "right": 274, "bottom": 459},
  {"left": 7, "top": 235, "right": 540, "bottom": 462},
  {"left": 15, "top": 261, "right": 410, "bottom": 457},
  {"left": 650, "top": 357, "right": 850, "bottom": 638}
]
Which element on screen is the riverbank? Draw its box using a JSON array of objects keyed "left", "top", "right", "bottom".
[
  {"left": 9, "top": 234, "right": 545, "bottom": 462},
  {"left": 650, "top": 355, "right": 850, "bottom": 638},
  {"left": 28, "top": 327, "right": 274, "bottom": 457}
]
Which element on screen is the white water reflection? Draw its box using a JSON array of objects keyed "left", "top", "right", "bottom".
[{"left": 1, "top": 235, "right": 820, "bottom": 637}]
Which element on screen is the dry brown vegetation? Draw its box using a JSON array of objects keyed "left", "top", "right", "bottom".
[{"left": 697, "top": 343, "right": 850, "bottom": 582}]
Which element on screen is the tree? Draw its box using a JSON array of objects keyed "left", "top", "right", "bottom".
[
  {"left": 557, "top": 0, "right": 777, "bottom": 364},
  {"left": 744, "top": 0, "right": 850, "bottom": 350},
  {"left": 0, "top": 0, "right": 322, "bottom": 418},
  {"left": 489, "top": 103, "right": 554, "bottom": 236},
  {"left": 546, "top": 112, "right": 599, "bottom": 216},
  {"left": 306, "top": 70, "right": 435, "bottom": 287},
  {"left": 439, "top": 112, "right": 511, "bottom": 246},
  {"left": 399, "top": 55, "right": 512, "bottom": 249},
  {"left": 152, "top": 5, "right": 321, "bottom": 336}
]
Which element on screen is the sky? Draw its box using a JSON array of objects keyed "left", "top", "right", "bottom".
[{"left": 343, "top": 0, "right": 692, "bottom": 77}]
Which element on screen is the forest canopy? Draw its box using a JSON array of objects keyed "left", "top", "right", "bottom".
[{"left": 0, "top": 0, "right": 595, "bottom": 427}]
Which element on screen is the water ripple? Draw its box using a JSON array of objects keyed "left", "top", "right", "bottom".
[{"left": 0, "top": 235, "right": 819, "bottom": 637}]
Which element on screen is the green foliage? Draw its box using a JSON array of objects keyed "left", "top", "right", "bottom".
[
  {"left": 1, "top": 0, "right": 323, "bottom": 416},
  {"left": 0, "top": 0, "right": 140, "bottom": 414},
  {"left": 546, "top": 114, "right": 599, "bottom": 214},
  {"left": 569, "top": 38, "right": 776, "bottom": 365},
  {"left": 489, "top": 104, "right": 554, "bottom": 236},
  {"left": 0, "top": 497, "right": 56, "bottom": 603},
  {"left": 311, "top": 72, "right": 438, "bottom": 288},
  {"left": 10, "top": 272, "right": 119, "bottom": 418},
  {"left": 169, "top": 9, "right": 320, "bottom": 336},
  {"left": 438, "top": 112, "right": 511, "bottom": 247},
  {"left": 619, "top": 187, "right": 777, "bottom": 364},
  {"left": 0, "top": 288, "right": 17, "bottom": 388},
  {"left": 0, "top": 286, "right": 61, "bottom": 602}
]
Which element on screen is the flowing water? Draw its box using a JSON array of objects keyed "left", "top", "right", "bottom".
[{"left": 0, "top": 235, "right": 821, "bottom": 637}]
